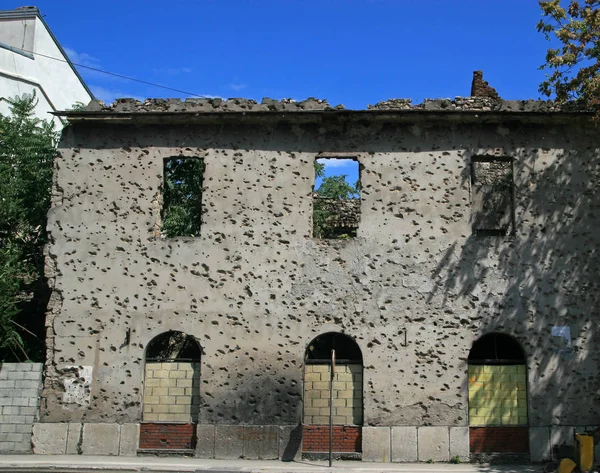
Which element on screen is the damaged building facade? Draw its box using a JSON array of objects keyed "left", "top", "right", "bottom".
[{"left": 33, "top": 76, "right": 600, "bottom": 462}]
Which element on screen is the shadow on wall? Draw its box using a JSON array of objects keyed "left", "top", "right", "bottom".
[{"left": 428, "top": 130, "right": 600, "bottom": 428}]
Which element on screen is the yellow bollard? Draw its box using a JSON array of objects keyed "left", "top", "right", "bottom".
[
  {"left": 575, "top": 433, "right": 595, "bottom": 472},
  {"left": 558, "top": 457, "right": 576, "bottom": 473}
]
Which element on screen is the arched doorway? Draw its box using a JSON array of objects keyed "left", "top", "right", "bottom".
[
  {"left": 140, "top": 331, "right": 201, "bottom": 451},
  {"left": 468, "top": 333, "right": 529, "bottom": 459},
  {"left": 302, "top": 332, "right": 363, "bottom": 455}
]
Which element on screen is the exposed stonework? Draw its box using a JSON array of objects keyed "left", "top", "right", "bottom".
[
  {"left": 38, "top": 97, "right": 600, "bottom": 462},
  {"left": 471, "top": 70, "right": 500, "bottom": 100},
  {"left": 79, "top": 94, "right": 585, "bottom": 115}
]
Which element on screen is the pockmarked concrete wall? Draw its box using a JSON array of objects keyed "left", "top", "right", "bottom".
[
  {"left": 40, "top": 100, "right": 600, "bottom": 461},
  {"left": 0, "top": 363, "right": 43, "bottom": 453}
]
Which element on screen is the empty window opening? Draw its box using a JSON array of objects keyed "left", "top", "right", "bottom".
[
  {"left": 471, "top": 156, "right": 514, "bottom": 236},
  {"left": 302, "top": 332, "right": 363, "bottom": 453},
  {"left": 305, "top": 332, "right": 363, "bottom": 364},
  {"left": 161, "top": 157, "right": 204, "bottom": 238},
  {"left": 143, "top": 331, "right": 201, "bottom": 426},
  {"left": 146, "top": 331, "right": 201, "bottom": 362},
  {"left": 313, "top": 158, "right": 360, "bottom": 239},
  {"left": 468, "top": 333, "right": 527, "bottom": 435}
]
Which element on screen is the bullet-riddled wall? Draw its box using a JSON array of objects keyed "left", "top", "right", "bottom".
[{"left": 38, "top": 98, "right": 600, "bottom": 461}]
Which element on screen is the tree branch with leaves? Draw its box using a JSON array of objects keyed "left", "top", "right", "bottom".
[{"left": 538, "top": 0, "right": 600, "bottom": 113}]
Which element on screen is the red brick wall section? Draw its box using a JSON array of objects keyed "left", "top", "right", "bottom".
[
  {"left": 139, "top": 423, "right": 197, "bottom": 450},
  {"left": 302, "top": 425, "right": 361, "bottom": 452},
  {"left": 470, "top": 426, "right": 529, "bottom": 453}
]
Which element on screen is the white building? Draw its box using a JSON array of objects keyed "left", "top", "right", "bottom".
[{"left": 0, "top": 6, "right": 93, "bottom": 126}]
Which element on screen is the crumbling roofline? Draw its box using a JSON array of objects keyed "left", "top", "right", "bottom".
[{"left": 53, "top": 109, "right": 594, "bottom": 127}]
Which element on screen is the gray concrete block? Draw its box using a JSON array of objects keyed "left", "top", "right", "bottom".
[
  {"left": 1, "top": 406, "right": 18, "bottom": 415},
  {"left": 14, "top": 424, "right": 32, "bottom": 434},
  {"left": 19, "top": 406, "right": 37, "bottom": 416},
  {"left": 214, "top": 425, "right": 243, "bottom": 459},
  {"left": 240, "top": 426, "right": 277, "bottom": 459},
  {"left": 196, "top": 424, "right": 215, "bottom": 458},
  {"left": 82, "top": 423, "right": 120, "bottom": 455},
  {"left": 0, "top": 425, "right": 15, "bottom": 433},
  {"left": 32, "top": 423, "right": 68, "bottom": 454},
  {"left": 15, "top": 380, "right": 38, "bottom": 389},
  {"left": 418, "top": 426, "right": 449, "bottom": 462},
  {"left": 449, "top": 427, "right": 469, "bottom": 461},
  {"left": 259, "top": 426, "right": 279, "bottom": 460},
  {"left": 242, "top": 426, "right": 260, "bottom": 460},
  {"left": 0, "top": 441, "right": 15, "bottom": 452},
  {"left": 0, "top": 380, "right": 15, "bottom": 389},
  {"left": 12, "top": 398, "right": 31, "bottom": 407},
  {"left": 66, "top": 423, "right": 82, "bottom": 454},
  {"left": 279, "top": 424, "right": 301, "bottom": 461},
  {"left": 12, "top": 440, "right": 30, "bottom": 452},
  {"left": 22, "top": 371, "right": 42, "bottom": 381},
  {"left": 119, "top": 423, "right": 139, "bottom": 456},
  {"left": 18, "top": 389, "right": 39, "bottom": 398},
  {"left": 391, "top": 426, "right": 417, "bottom": 462},
  {"left": 362, "top": 427, "right": 391, "bottom": 462},
  {"left": 530, "top": 426, "right": 551, "bottom": 462},
  {"left": 550, "top": 425, "right": 575, "bottom": 448}
]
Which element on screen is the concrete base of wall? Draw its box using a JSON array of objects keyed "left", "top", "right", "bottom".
[
  {"left": 32, "top": 423, "right": 139, "bottom": 456},
  {"left": 362, "top": 426, "right": 469, "bottom": 463},
  {"left": 35, "top": 422, "right": 600, "bottom": 464},
  {"left": 197, "top": 424, "right": 301, "bottom": 460},
  {"left": 530, "top": 425, "right": 600, "bottom": 464}
]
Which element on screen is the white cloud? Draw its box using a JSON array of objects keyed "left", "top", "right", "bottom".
[
  {"left": 317, "top": 158, "right": 357, "bottom": 168},
  {"left": 90, "top": 85, "right": 145, "bottom": 104},
  {"left": 64, "top": 47, "right": 100, "bottom": 68},
  {"left": 227, "top": 82, "right": 248, "bottom": 92}
]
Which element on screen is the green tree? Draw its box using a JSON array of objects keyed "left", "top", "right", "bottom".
[
  {"left": 313, "top": 172, "right": 360, "bottom": 239},
  {"left": 161, "top": 157, "right": 204, "bottom": 237},
  {"left": 0, "top": 93, "right": 56, "bottom": 360},
  {"left": 538, "top": 0, "right": 600, "bottom": 111}
]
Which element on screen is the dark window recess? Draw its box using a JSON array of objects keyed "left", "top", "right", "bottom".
[
  {"left": 313, "top": 159, "right": 361, "bottom": 239},
  {"left": 162, "top": 157, "right": 204, "bottom": 237},
  {"left": 471, "top": 156, "right": 514, "bottom": 235},
  {"left": 305, "top": 332, "right": 363, "bottom": 364},
  {"left": 146, "top": 331, "right": 201, "bottom": 362},
  {"left": 468, "top": 333, "right": 525, "bottom": 365}
]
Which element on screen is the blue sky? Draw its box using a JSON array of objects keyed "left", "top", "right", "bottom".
[{"left": 7, "top": 0, "right": 555, "bottom": 185}]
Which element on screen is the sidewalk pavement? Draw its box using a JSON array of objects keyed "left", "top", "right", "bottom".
[{"left": 0, "top": 455, "right": 549, "bottom": 473}]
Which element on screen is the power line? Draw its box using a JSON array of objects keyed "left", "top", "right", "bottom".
[{"left": 17, "top": 47, "right": 210, "bottom": 98}]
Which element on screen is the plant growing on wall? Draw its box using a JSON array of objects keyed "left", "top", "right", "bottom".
[
  {"left": 0, "top": 93, "right": 57, "bottom": 361},
  {"left": 538, "top": 0, "right": 600, "bottom": 113}
]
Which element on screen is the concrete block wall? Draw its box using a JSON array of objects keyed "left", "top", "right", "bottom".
[
  {"left": 32, "top": 422, "right": 139, "bottom": 455},
  {"left": 468, "top": 365, "right": 527, "bottom": 425},
  {"left": 304, "top": 364, "right": 362, "bottom": 425},
  {"left": 0, "top": 363, "right": 43, "bottom": 453},
  {"left": 143, "top": 362, "right": 200, "bottom": 422},
  {"left": 362, "top": 426, "right": 469, "bottom": 462}
]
